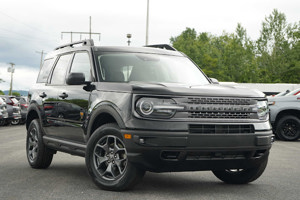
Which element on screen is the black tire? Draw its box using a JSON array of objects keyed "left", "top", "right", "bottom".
[
  {"left": 11, "top": 119, "right": 20, "bottom": 125},
  {"left": 275, "top": 115, "right": 300, "bottom": 141},
  {"left": 212, "top": 159, "right": 268, "bottom": 184},
  {"left": 85, "top": 123, "right": 145, "bottom": 191},
  {"left": 26, "top": 119, "right": 53, "bottom": 169},
  {"left": 0, "top": 120, "right": 5, "bottom": 126}
]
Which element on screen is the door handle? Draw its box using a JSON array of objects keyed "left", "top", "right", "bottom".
[
  {"left": 59, "top": 92, "right": 68, "bottom": 99},
  {"left": 39, "top": 92, "right": 47, "bottom": 98}
]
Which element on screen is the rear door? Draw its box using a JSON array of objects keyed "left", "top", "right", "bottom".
[{"left": 42, "top": 53, "right": 73, "bottom": 137}]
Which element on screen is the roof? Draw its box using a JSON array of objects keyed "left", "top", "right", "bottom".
[{"left": 45, "top": 39, "right": 183, "bottom": 59}]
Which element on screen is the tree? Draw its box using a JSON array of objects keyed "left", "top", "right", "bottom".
[
  {"left": 170, "top": 9, "right": 299, "bottom": 83},
  {"left": 170, "top": 26, "right": 258, "bottom": 83},
  {"left": 256, "top": 9, "right": 299, "bottom": 83},
  {"left": 0, "top": 90, "right": 4, "bottom": 95},
  {"left": 12, "top": 92, "right": 21, "bottom": 97}
]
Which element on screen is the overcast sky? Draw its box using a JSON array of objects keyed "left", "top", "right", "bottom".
[{"left": 0, "top": 0, "right": 299, "bottom": 91}]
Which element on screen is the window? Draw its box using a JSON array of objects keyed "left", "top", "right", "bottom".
[
  {"left": 96, "top": 53, "right": 209, "bottom": 85},
  {"left": 70, "top": 52, "right": 92, "bottom": 81},
  {"left": 51, "top": 54, "right": 72, "bottom": 85},
  {"left": 37, "top": 58, "right": 55, "bottom": 83}
]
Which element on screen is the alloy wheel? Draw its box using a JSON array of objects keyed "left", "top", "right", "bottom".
[
  {"left": 27, "top": 127, "right": 39, "bottom": 162},
  {"left": 93, "top": 135, "right": 128, "bottom": 181}
]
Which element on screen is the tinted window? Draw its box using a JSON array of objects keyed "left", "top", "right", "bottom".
[
  {"left": 51, "top": 54, "right": 72, "bottom": 85},
  {"left": 70, "top": 52, "right": 91, "bottom": 81},
  {"left": 37, "top": 58, "right": 55, "bottom": 83}
]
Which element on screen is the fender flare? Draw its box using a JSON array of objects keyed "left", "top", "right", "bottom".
[
  {"left": 26, "top": 102, "right": 43, "bottom": 130},
  {"left": 85, "top": 103, "right": 126, "bottom": 141}
]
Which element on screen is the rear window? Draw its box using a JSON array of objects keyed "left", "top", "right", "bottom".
[
  {"left": 10, "top": 98, "right": 18, "bottom": 105},
  {"left": 37, "top": 58, "right": 56, "bottom": 83}
]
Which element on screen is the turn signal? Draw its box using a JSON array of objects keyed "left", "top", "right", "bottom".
[{"left": 124, "top": 134, "right": 132, "bottom": 139}]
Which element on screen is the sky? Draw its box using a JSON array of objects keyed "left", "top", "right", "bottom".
[{"left": 0, "top": 0, "right": 299, "bottom": 91}]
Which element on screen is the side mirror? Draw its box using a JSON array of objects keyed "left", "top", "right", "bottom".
[
  {"left": 210, "top": 78, "right": 219, "bottom": 84},
  {"left": 66, "top": 73, "right": 85, "bottom": 85}
]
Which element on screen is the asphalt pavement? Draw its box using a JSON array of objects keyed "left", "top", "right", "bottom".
[{"left": 0, "top": 125, "right": 299, "bottom": 200}]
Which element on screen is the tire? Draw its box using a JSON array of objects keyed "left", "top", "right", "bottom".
[
  {"left": 275, "top": 115, "right": 300, "bottom": 141},
  {"left": 26, "top": 119, "right": 53, "bottom": 169},
  {"left": 11, "top": 119, "right": 20, "bottom": 125},
  {"left": 85, "top": 123, "right": 145, "bottom": 191},
  {"left": 212, "top": 159, "right": 268, "bottom": 184}
]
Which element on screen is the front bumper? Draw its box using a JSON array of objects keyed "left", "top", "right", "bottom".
[{"left": 121, "top": 128, "right": 274, "bottom": 172}]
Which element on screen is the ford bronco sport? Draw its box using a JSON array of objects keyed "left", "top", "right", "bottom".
[{"left": 26, "top": 39, "right": 274, "bottom": 191}]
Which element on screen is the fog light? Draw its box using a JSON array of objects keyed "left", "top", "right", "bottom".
[
  {"left": 271, "top": 136, "right": 275, "bottom": 143},
  {"left": 139, "top": 138, "right": 145, "bottom": 144}
]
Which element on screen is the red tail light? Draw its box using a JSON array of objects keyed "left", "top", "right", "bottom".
[
  {"left": 21, "top": 104, "right": 28, "bottom": 108},
  {"left": 44, "top": 105, "right": 54, "bottom": 110}
]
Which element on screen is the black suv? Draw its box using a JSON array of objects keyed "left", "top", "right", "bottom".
[{"left": 26, "top": 40, "right": 274, "bottom": 191}]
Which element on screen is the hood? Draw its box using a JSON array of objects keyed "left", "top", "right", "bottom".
[
  {"left": 130, "top": 82, "right": 265, "bottom": 98},
  {"left": 267, "top": 95, "right": 300, "bottom": 102}
]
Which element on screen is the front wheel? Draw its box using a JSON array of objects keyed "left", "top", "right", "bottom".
[
  {"left": 85, "top": 123, "right": 145, "bottom": 191},
  {"left": 212, "top": 159, "right": 268, "bottom": 184},
  {"left": 276, "top": 115, "right": 300, "bottom": 141}
]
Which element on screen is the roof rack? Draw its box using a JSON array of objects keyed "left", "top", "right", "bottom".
[
  {"left": 145, "top": 44, "right": 177, "bottom": 51},
  {"left": 55, "top": 39, "right": 94, "bottom": 50}
]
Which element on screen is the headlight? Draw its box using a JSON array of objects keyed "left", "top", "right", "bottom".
[
  {"left": 256, "top": 100, "right": 269, "bottom": 120},
  {"left": 136, "top": 98, "right": 184, "bottom": 119}
]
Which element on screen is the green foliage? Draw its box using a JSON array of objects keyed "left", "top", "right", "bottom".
[
  {"left": 170, "top": 9, "right": 299, "bottom": 83},
  {"left": 0, "top": 90, "right": 4, "bottom": 95},
  {"left": 12, "top": 92, "right": 21, "bottom": 97}
]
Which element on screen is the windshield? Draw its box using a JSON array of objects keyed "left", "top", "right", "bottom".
[{"left": 95, "top": 53, "right": 210, "bottom": 85}]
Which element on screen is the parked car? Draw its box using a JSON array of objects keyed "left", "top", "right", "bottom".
[
  {"left": 0, "top": 97, "right": 9, "bottom": 126},
  {"left": 285, "top": 88, "right": 300, "bottom": 96},
  {"left": 26, "top": 39, "right": 273, "bottom": 191},
  {"left": 17, "top": 96, "right": 28, "bottom": 124},
  {"left": 268, "top": 94, "right": 300, "bottom": 141},
  {"left": 271, "top": 90, "right": 291, "bottom": 97},
  {"left": 0, "top": 96, "right": 21, "bottom": 125}
]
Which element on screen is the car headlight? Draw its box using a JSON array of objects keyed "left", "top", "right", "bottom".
[
  {"left": 136, "top": 98, "right": 184, "bottom": 119},
  {"left": 256, "top": 100, "right": 269, "bottom": 120}
]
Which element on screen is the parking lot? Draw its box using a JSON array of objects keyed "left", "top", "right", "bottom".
[{"left": 0, "top": 125, "right": 299, "bottom": 200}]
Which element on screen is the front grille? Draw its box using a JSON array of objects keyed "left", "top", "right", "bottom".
[
  {"left": 186, "top": 151, "right": 249, "bottom": 160},
  {"left": 189, "top": 124, "right": 255, "bottom": 134},
  {"left": 187, "top": 97, "right": 255, "bottom": 105},
  {"left": 189, "top": 111, "right": 253, "bottom": 119},
  {"left": 177, "top": 97, "right": 258, "bottom": 120}
]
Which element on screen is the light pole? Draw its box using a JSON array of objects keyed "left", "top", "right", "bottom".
[
  {"left": 127, "top": 34, "right": 132, "bottom": 46},
  {"left": 145, "top": 0, "right": 149, "bottom": 45},
  {"left": 7, "top": 63, "right": 15, "bottom": 96}
]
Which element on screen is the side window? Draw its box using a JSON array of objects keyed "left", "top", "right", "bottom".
[
  {"left": 37, "top": 58, "right": 55, "bottom": 83},
  {"left": 70, "top": 52, "right": 92, "bottom": 81},
  {"left": 51, "top": 54, "right": 72, "bottom": 85}
]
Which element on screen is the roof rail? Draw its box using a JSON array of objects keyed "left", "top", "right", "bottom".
[
  {"left": 145, "top": 44, "right": 177, "bottom": 51},
  {"left": 55, "top": 39, "right": 94, "bottom": 50}
]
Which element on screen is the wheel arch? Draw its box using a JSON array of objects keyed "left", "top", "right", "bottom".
[
  {"left": 274, "top": 109, "right": 300, "bottom": 129},
  {"left": 85, "top": 104, "right": 126, "bottom": 142},
  {"left": 26, "top": 103, "right": 42, "bottom": 130}
]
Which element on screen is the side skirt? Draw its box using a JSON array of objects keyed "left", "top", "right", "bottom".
[{"left": 43, "top": 136, "right": 86, "bottom": 157}]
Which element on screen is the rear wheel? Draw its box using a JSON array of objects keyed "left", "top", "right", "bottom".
[
  {"left": 26, "top": 119, "right": 53, "bottom": 169},
  {"left": 276, "top": 115, "right": 300, "bottom": 141},
  {"left": 11, "top": 119, "right": 20, "bottom": 125},
  {"left": 212, "top": 159, "right": 268, "bottom": 184},
  {"left": 85, "top": 123, "right": 145, "bottom": 191}
]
